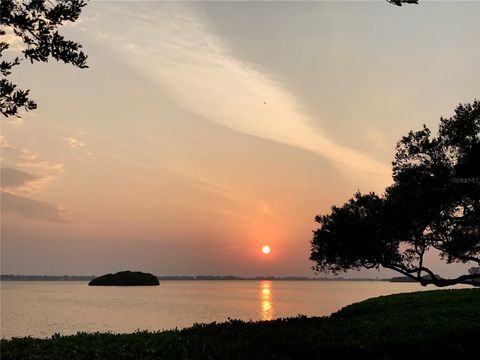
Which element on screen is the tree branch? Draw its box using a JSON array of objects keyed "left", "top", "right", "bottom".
[{"left": 384, "top": 263, "right": 480, "bottom": 287}]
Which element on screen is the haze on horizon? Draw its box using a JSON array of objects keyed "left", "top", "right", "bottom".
[{"left": 1, "top": 0, "right": 479, "bottom": 278}]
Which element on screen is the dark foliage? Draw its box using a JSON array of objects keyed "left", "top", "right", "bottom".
[
  {"left": 0, "top": 0, "right": 88, "bottom": 117},
  {"left": 469, "top": 267, "right": 480, "bottom": 275},
  {"left": 311, "top": 101, "right": 480, "bottom": 287},
  {"left": 1, "top": 289, "right": 479, "bottom": 359},
  {"left": 88, "top": 271, "right": 160, "bottom": 286},
  {"left": 387, "top": 0, "right": 419, "bottom": 6}
]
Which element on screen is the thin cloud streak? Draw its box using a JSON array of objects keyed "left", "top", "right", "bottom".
[
  {"left": 1, "top": 191, "right": 67, "bottom": 223},
  {"left": 171, "top": 168, "right": 275, "bottom": 219},
  {"left": 1, "top": 167, "right": 51, "bottom": 195},
  {"left": 15, "top": 149, "right": 64, "bottom": 171},
  {"left": 65, "top": 136, "right": 85, "bottom": 148},
  {"left": 92, "top": 2, "right": 391, "bottom": 187},
  {"left": 0, "top": 135, "right": 11, "bottom": 148}
]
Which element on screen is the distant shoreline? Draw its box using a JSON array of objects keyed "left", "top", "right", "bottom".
[{"left": 0, "top": 274, "right": 391, "bottom": 282}]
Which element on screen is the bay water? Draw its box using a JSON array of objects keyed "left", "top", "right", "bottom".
[{"left": 1, "top": 280, "right": 466, "bottom": 338}]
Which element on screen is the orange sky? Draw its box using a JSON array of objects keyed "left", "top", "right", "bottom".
[{"left": 1, "top": 1, "right": 479, "bottom": 277}]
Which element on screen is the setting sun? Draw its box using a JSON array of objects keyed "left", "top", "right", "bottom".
[{"left": 262, "top": 245, "right": 271, "bottom": 255}]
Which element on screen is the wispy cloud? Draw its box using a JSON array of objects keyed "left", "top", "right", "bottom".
[
  {"left": 65, "top": 136, "right": 85, "bottom": 148},
  {"left": 0, "top": 135, "right": 11, "bottom": 149},
  {"left": 1, "top": 191, "right": 67, "bottom": 223},
  {"left": 1, "top": 167, "right": 51, "bottom": 195},
  {"left": 92, "top": 2, "right": 391, "bottom": 187},
  {"left": 0, "top": 140, "right": 66, "bottom": 222},
  {"left": 16, "top": 149, "right": 64, "bottom": 171},
  {"left": 173, "top": 169, "right": 274, "bottom": 219}
]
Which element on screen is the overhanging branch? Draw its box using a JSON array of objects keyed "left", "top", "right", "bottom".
[{"left": 383, "top": 263, "right": 480, "bottom": 287}]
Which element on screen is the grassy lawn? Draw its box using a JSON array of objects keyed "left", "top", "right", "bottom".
[{"left": 2, "top": 289, "right": 479, "bottom": 359}]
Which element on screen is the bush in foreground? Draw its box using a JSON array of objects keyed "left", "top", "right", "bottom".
[{"left": 1, "top": 289, "right": 479, "bottom": 359}]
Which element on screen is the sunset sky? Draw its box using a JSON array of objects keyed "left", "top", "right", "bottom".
[{"left": 1, "top": 0, "right": 479, "bottom": 277}]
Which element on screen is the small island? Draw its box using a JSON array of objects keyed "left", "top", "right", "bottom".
[{"left": 88, "top": 271, "right": 159, "bottom": 286}]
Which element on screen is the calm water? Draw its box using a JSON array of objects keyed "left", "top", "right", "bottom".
[{"left": 0, "top": 280, "right": 467, "bottom": 338}]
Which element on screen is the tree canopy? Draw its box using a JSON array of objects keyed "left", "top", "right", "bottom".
[
  {"left": 387, "top": 0, "right": 419, "bottom": 6},
  {"left": 0, "top": 0, "right": 88, "bottom": 117},
  {"left": 310, "top": 101, "right": 480, "bottom": 287}
]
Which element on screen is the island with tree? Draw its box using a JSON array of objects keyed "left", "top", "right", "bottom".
[{"left": 88, "top": 271, "right": 160, "bottom": 286}]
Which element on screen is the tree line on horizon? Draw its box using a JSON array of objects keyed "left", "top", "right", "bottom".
[{"left": 0, "top": 274, "right": 389, "bottom": 281}]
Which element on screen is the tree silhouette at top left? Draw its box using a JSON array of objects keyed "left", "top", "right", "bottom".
[{"left": 0, "top": 0, "right": 88, "bottom": 118}]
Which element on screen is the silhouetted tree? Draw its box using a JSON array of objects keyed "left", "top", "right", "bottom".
[
  {"left": 311, "top": 101, "right": 480, "bottom": 287},
  {"left": 469, "top": 267, "right": 480, "bottom": 275},
  {"left": 387, "top": 0, "right": 419, "bottom": 6},
  {"left": 0, "top": 0, "right": 88, "bottom": 117}
]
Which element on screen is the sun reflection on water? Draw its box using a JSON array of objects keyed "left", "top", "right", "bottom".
[{"left": 260, "top": 281, "right": 273, "bottom": 321}]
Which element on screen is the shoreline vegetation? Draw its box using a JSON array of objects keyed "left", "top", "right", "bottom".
[
  {"left": 2, "top": 289, "right": 478, "bottom": 359},
  {"left": 1, "top": 274, "right": 393, "bottom": 282}
]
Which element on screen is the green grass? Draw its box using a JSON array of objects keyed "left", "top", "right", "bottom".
[{"left": 2, "top": 289, "right": 479, "bottom": 359}]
